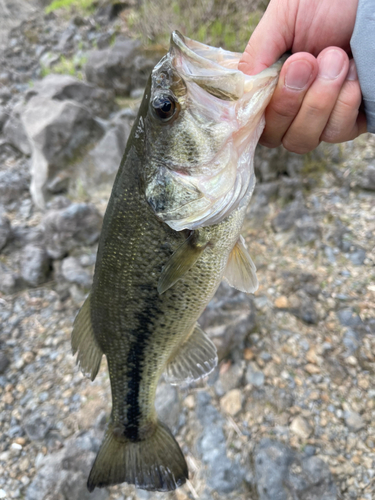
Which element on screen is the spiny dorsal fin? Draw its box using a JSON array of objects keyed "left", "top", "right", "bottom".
[
  {"left": 71, "top": 295, "right": 103, "bottom": 381},
  {"left": 223, "top": 235, "right": 259, "bottom": 293},
  {"left": 165, "top": 324, "right": 218, "bottom": 385},
  {"left": 87, "top": 420, "right": 188, "bottom": 492},
  {"left": 158, "top": 231, "right": 209, "bottom": 294}
]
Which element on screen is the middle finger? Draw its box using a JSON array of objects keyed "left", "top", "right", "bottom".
[{"left": 282, "top": 47, "right": 350, "bottom": 154}]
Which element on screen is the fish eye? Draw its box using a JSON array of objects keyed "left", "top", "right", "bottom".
[{"left": 152, "top": 94, "right": 178, "bottom": 122}]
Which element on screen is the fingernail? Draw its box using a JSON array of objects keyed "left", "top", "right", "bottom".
[
  {"left": 319, "top": 49, "right": 346, "bottom": 80},
  {"left": 347, "top": 59, "right": 358, "bottom": 80},
  {"left": 285, "top": 60, "right": 313, "bottom": 91}
]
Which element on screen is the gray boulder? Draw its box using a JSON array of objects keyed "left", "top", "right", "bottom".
[
  {"left": 0, "top": 162, "right": 30, "bottom": 207},
  {"left": 21, "top": 244, "right": 51, "bottom": 286},
  {"left": 255, "top": 439, "right": 337, "bottom": 500},
  {"left": 2, "top": 102, "right": 31, "bottom": 155},
  {"left": 79, "top": 109, "right": 132, "bottom": 191},
  {"left": 0, "top": 214, "right": 11, "bottom": 251},
  {"left": 196, "top": 391, "right": 245, "bottom": 494},
  {"left": 22, "top": 95, "right": 103, "bottom": 208},
  {"left": 26, "top": 432, "right": 108, "bottom": 500},
  {"left": 0, "top": 106, "right": 8, "bottom": 131},
  {"left": 0, "top": 262, "right": 21, "bottom": 294},
  {"left": 30, "top": 73, "right": 115, "bottom": 119},
  {"left": 61, "top": 256, "right": 93, "bottom": 288},
  {"left": 85, "top": 37, "right": 158, "bottom": 95},
  {"left": 43, "top": 202, "right": 102, "bottom": 259}
]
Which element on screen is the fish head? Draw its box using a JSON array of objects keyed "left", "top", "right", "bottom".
[{"left": 143, "top": 31, "right": 284, "bottom": 231}]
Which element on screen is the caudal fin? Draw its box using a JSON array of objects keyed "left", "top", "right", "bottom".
[{"left": 87, "top": 420, "right": 188, "bottom": 492}]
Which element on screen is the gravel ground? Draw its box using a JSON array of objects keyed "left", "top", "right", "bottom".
[{"left": 0, "top": 3, "right": 374, "bottom": 500}]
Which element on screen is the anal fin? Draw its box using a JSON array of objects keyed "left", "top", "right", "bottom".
[
  {"left": 165, "top": 324, "right": 218, "bottom": 385},
  {"left": 71, "top": 295, "right": 103, "bottom": 381},
  {"left": 223, "top": 235, "right": 259, "bottom": 293}
]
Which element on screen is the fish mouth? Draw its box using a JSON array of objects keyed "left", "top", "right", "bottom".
[{"left": 170, "top": 30, "right": 285, "bottom": 101}]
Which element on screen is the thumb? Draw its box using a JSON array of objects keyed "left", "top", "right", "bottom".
[{"left": 238, "top": 0, "right": 296, "bottom": 75}]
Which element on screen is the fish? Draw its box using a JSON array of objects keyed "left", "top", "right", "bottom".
[{"left": 71, "top": 31, "right": 284, "bottom": 493}]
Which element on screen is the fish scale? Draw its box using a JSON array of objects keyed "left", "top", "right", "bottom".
[{"left": 71, "top": 31, "right": 284, "bottom": 492}]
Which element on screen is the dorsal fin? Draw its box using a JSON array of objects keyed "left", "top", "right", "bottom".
[{"left": 71, "top": 295, "right": 103, "bottom": 381}]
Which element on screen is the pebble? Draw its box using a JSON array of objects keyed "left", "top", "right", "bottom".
[
  {"left": 345, "top": 411, "right": 365, "bottom": 432},
  {"left": 290, "top": 415, "right": 313, "bottom": 439},
  {"left": 220, "top": 389, "right": 243, "bottom": 416},
  {"left": 305, "top": 363, "right": 321, "bottom": 374},
  {"left": 274, "top": 296, "right": 289, "bottom": 308}
]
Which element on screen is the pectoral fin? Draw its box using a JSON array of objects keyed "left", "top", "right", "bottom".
[
  {"left": 158, "top": 231, "right": 209, "bottom": 294},
  {"left": 165, "top": 324, "right": 218, "bottom": 385},
  {"left": 223, "top": 235, "right": 259, "bottom": 293},
  {"left": 71, "top": 295, "right": 103, "bottom": 381}
]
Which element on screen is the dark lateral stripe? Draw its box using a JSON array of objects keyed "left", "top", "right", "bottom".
[{"left": 123, "top": 289, "right": 163, "bottom": 441}]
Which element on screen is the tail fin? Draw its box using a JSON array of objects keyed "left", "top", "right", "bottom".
[{"left": 87, "top": 420, "right": 188, "bottom": 492}]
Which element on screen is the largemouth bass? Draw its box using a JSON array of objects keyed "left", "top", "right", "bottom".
[{"left": 72, "top": 31, "right": 284, "bottom": 492}]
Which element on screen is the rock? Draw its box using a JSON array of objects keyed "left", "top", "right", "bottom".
[
  {"left": 0, "top": 162, "right": 30, "bottom": 207},
  {"left": 220, "top": 389, "right": 243, "bottom": 416},
  {"left": 26, "top": 432, "right": 108, "bottom": 500},
  {"left": 344, "top": 410, "right": 365, "bottom": 432},
  {"left": 337, "top": 308, "right": 363, "bottom": 328},
  {"left": 290, "top": 415, "right": 312, "bottom": 439},
  {"left": 0, "top": 106, "right": 8, "bottom": 131},
  {"left": 155, "top": 382, "right": 181, "bottom": 431},
  {"left": 61, "top": 256, "right": 93, "bottom": 288},
  {"left": 348, "top": 247, "right": 366, "bottom": 265},
  {"left": 3, "top": 103, "right": 31, "bottom": 155},
  {"left": 21, "top": 244, "right": 51, "bottom": 286},
  {"left": 23, "top": 414, "right": 52, "bottom": 441},
  {"left": 200, "top": 281, "right": 256, "bottom": 359},
  {"left": 254, "top": 146, "right": 304, "bottom": 182},
  {"left": 0, "top": 262, "right": 21, "bottom": 294},
  {"left": 245, "top": 365, "right": 265, "bottom": 387},
  {"left": 0, "top": 214, "right": 11, "bottom": 251},
  {"left": 295, "top": 217, "right": 321, "bottom": 244},
  {"left": 43, "top": 203, "right": 102, "bottom": 259},
  {"left": 0, "top": 352, "right": 10, "bottom": 374},
  {"left": 215, "top": 361, "right": 244, "bottom": 396},
  {"left": 22, "top": 95, "right": 103, "bottom": 208},
  {"left": 79, "top": 110, "right": 132, "bottom": 191},
  {"left": 254, "top": 439, "right": 337, "bottom": 500},
  {"left": 358, "top": 165, "right": 375, "bottom": 191},
  {"left": 343, "top": 328, "right": 361, "bottom": 355},
  {"left": 271, "top": 198, "right": 309, "bottom": 233},
  {"left": 274, "top": 296, "right": 289, "bottom": 308},
  {"left": 85, "top": 36, "right": 158, "bottom": 96},
  {"left": 286, "top": 290, "right": 318, "bottom": 324},
  {"left": 31, "top": 73, "right": 115, "bottom": 118},
  {"left": 196, "top": 392, "right": 244, "bottom": 494}
]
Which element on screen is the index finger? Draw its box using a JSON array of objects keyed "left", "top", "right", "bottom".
[{"left": 238, "top": 1, "right": 296, "bottom": 75}]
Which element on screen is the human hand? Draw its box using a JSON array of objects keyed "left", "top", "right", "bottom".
[{"left": 239, "top": 0, "right": 367, "bottom": 154}]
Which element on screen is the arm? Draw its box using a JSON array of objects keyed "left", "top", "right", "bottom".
[{"left": 351, "top": 0, "right": 375, "bottom": 133}]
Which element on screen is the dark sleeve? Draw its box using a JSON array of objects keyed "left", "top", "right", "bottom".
[{"left": 350, "top": 0, "right": 375, "bottom": 133}]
